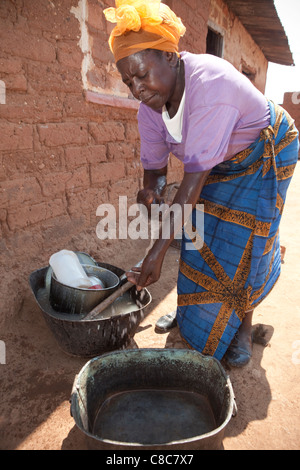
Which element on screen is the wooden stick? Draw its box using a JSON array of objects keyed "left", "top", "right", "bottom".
[
  {"left": 83, "top": 280, "right": 134, "bottom": 321},
  {"left": 84, "top": 257, "right": 145, "bottom": 321}
]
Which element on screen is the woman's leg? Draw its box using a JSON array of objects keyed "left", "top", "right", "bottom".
[{"left": 225, "top": 309, "right": 254, "bottom": 367}]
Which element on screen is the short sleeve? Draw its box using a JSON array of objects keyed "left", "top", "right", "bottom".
[
  {"left": 184, "top": 104, "right": 241, "bottom": 172},
  {"left": 138, "top": 104, "right": 170, "bottom": 170}
]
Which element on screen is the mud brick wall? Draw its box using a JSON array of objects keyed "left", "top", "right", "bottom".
[
  {"left": 0, "top": 0, "right": 208, "bottom": 326},
  {"left": 0, "top": 0, "right": 268, "bottom": 326},
  {"left": 282, "top": 93, "right": 300, "bottom": 154},
  {"left": 208, "top": 0, "right": 268, "bottom": 93}
]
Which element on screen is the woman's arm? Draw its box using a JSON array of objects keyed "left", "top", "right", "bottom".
[
  {"left": 137, "top": 166, "right": 168, "bottom": 215},
  {"left": 127, "top": 169, "right": 210, "bottom": 289}
]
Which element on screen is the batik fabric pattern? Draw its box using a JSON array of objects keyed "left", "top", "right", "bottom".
[{"left": 177, "top": 101, "right": 299, "bottom": 360}]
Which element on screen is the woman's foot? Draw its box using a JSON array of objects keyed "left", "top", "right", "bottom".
[
  {"left": 155, "top": 310, "right": 177, "bottom": 332},
  {"left": 225, "top": 330, "right": 253, "bottom": 367},
  {"left": 225, "top": 309, "right": 254, "bottom": 367}
]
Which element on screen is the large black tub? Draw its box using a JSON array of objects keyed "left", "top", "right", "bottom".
[
  {"left": 70, "top": 349, "right": 236, "bottom": 450},
  {"left": 29, "top": 261, "right": 151, "bottom": 357}
]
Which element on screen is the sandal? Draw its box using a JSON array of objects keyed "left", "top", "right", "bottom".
[{"left": 155, "top": 310, "right": 177, "bottom": 332}]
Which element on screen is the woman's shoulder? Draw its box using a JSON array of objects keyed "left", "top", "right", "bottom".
[
  {"left": 181, "top": 51, "right": 240, "bottom": 82},
  {"left": 181, "top": 52, "right": 255, "bottom": 108}
]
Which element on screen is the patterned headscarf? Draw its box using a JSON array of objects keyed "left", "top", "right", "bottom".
[{"left": 104, "top": 0, "right": 186, "bottom": 62}]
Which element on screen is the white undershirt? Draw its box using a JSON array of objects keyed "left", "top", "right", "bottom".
[{"left": 162, "top": 89, "right": 186, "bottom": 143}]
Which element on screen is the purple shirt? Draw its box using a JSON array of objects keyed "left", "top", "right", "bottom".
[{"left": 138, "top": 52, "right": 270, "bottom": 172}]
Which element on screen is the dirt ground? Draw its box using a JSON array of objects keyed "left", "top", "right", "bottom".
[{"left": 0, "top": 165, "right": 300, "bottom": 451}]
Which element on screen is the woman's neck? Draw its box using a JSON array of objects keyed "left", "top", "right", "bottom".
[{"left": 166, "top": 58, "right": 185, "bottom": 119}]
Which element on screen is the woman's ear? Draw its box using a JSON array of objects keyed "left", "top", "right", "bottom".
[{"left": 163, "top": 51, "right": 179, "bottom": 67}]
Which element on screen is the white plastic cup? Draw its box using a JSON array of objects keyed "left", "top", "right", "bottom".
[{"left": 49, "top": 250, "right": 93, "bottom": 288}]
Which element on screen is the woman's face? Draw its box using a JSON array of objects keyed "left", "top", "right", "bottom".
[{"left": 117, "top": 50, "right": 179, "bottom": 111}]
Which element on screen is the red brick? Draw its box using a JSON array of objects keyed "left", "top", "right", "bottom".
[
  {"left": 65, "top": 147, "right": 88, "bottom": 168},
  {"left": 0, "top": 1, "right": 17, "bottom": 22},
  {"left": 1, "top": 73, "right": 27, "bottom": 93},
  {"left": 21, "top": 0, "right": 79, "bottom": 40},
  {"left": 38, "top": 172, "right": 70, "bottom": 198},
  {"left": 89, "top": 121, "right": 125, "bottom": 143},
  {"left": 0, "top": 176, "right": 42, "bottom": 209},
  {"left": 173, "top": 0, "right": 209, "bottom": 29},
  {"left": 7, "top": 198, "right": 66, "bottom": 231},
  {"left": 1, "top": 149, "right": 64, "bottom": 180},
  {"left": 63, "top": 93, "right": 106, "bottom": 118},
  {"left": 0, "top": 20, "right": 56, "bottom": 63},
  {"left": 283, "top": 93, "right": 300, "bottom": 133},
  {"left": 87, "top": 2, "right": 104, "bottom": 30},
  {"left": 32, "top": 148, "right": 65, "bottom": 173},
  {"left": 0, "top": 58, "right": 23, "bottom": 74},
  {"left": 37, "top": 123, "right": 89, "bottom": 147},
  {"left": 67, "top": 187, "right": 108, "bottom": 217},
  {"left": 109, "top": 179, "right": 138, "bottom": 205},
  {"left": 0, "top": 123, "right": 33, "bottom": 151},
  {"left": 86, "top": 67, "right": 106, "bottom": 90},
  {"left": 66, "top": 166, "right": 90, "bottom": 190},
  {"left": 27, "top": 62, "right": 82, "bottom": 94},
  {"left": 125, "top": 122, "right": 140, "bottom": 143},
  {"left": 91, "top": 34, "right": 114, "bottom": 64},
  {"left": 33, "top": 126, "right": 42, "bottom": 152},
  {"left": 0, "top": 155, "right": 5, "bottom": 181},
  {"left": 0, "top": 208, "right": 7, "bottom": 222},
  {"left": 56, "top": 40, "right": 83, "bottom": 69},
  {"left": 65, "top": 145, "right": 107, "bottom": 168},
  {"left": 91, "top": 161, "right": 125, "bottom": 184},
  {"left": 182, "top": 0, "right": 197, "bottom": 9},
  {"left": 86, "top": 145, "right": 107, "bottom": 164},
  {"left": 107, "top": 142, "right": 136, "bottom": 161},
  {"left": 105, "top": 74, "right": 129, "bottom": 97},
  {"left": 0, "top": 94, "right": 63, "bottom": 124},
  {"left": 125, "top": 160, "right": 144, "bottom": 179}
]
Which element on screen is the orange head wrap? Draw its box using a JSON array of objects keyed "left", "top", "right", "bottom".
[{"left": 103, "top": 0, "right": 186, "bottom": 62}]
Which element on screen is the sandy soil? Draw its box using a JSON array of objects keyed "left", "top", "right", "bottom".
[{"left": 0, "top": 165, "right": 299, "bottom": 451}]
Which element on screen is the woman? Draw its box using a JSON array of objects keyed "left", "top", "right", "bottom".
[{"left": 104, "top": 0, "right": 299, "bottom": 366}]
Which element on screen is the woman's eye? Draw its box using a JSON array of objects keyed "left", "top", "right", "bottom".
[{"left": 123, "top": 80, "right": 132, "bottom": 88}]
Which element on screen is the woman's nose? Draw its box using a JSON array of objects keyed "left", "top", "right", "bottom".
[{"left": 132, "top": 78, "right": 145, "bottom": 99}]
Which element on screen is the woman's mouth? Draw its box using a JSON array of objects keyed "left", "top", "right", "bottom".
[{"left": 141, "top": 94, "right": 154, "bottom": 104}]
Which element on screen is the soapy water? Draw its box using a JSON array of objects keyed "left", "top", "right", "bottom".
[{"left": 97, "top": 292, "right": 139, "bottom": 319}]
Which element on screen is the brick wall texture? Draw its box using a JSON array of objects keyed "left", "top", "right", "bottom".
[
  {"left": 0, "top": 0, "right": 283, "bottom": 325},
  {"left": 283, "top": 93, "right": 300, "bottom": 154}
]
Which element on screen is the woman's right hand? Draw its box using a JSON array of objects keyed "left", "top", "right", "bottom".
[
  {"left": 137, "top": 188, "right": 165, "bottom": 217},
  {"left": 126, "top": 244, "right": 165, "bottom": 290}
]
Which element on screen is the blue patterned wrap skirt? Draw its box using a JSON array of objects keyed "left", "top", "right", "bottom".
[{"left": 177, "top": 101, "right": 299, "bottom": 360}]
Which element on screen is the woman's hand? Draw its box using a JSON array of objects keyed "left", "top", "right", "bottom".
[
  {"left": 129, "top": 169, "right": 211, "bottom": 290},
  {"left": 137, "top": 188, "right": 164, "bottom": 217},
  {"left": 126, "top": 247, "right": 164, "bottom": 290},
  {"left": 137, "top": 167, "right": 168, "bottom": 217}
]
